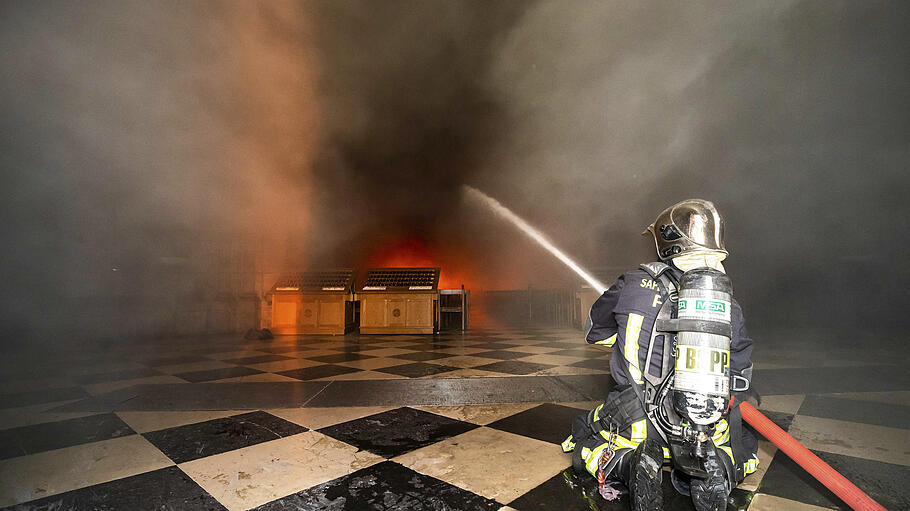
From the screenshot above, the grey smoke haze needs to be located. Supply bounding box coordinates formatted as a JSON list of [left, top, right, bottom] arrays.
[[312, 0, 910, 331], [1, 1, 319, 343], [1, 0, 908, 345], [475, 1, 910, 332]]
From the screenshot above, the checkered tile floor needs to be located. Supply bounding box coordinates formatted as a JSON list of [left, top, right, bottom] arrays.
[[0, 330, 609, 396], [1, 328, 908, 510]]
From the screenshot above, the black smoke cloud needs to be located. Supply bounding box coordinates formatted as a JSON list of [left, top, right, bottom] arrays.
[[303, 1, 529, 268]]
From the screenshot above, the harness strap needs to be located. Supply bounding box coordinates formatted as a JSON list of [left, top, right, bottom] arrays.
[[621, 263, 676, 443], [728, 402, 747, 483], [641, 265, 679, 385], [619, 356, 667, 444], [617, 264, 681, 445], [588, 386, 647, 435], [657, 318, 732, 338]]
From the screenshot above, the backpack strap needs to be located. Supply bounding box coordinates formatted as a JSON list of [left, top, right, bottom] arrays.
[[618, 263, 681, 444], [639, 262, 679, 385], [727, 401, 748, 483]]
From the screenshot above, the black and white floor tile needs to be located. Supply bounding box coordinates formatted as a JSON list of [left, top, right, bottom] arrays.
[[0, 328, 907, 510]]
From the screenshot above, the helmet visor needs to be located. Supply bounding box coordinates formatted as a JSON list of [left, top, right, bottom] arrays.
[[670, 201, 725, 252]]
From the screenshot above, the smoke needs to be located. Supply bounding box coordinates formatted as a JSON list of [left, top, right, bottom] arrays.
[[299, 0, 537, 290], [0, 1, 319, 344], [472, 1, 910, 332], [305, 0, 910, 333], [1, 0, 907, 344]]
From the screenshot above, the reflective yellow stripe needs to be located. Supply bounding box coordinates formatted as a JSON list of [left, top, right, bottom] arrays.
[[744, 455, 760, 475], [718, 445, 734, 464], [630, 419, 646, 443], [614, 436, 639, 450], [562, 436, 575, 452], [625, 313, 644, 383], [712, 419, 730, 446], [662, 447, 671, 459], [585, 443, 610, 476], [600, 430, 639, 450], [592, 404, 640, 449], [595, 334, 618, 346]]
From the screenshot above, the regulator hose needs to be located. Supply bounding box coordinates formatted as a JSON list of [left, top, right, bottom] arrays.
[[739, 401, 887, 511]]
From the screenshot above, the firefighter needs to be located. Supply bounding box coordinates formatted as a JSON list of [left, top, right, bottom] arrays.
[[562, 199, 759, 511]]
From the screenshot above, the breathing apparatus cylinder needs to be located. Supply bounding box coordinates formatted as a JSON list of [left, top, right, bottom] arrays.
[[671, 268, 733, 427]]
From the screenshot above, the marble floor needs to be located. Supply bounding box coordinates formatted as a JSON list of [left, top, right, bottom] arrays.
[[0, 328, 908, 510]]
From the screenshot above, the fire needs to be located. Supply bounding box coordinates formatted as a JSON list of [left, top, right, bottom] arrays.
[[363, 235, 467, 289], [364, 234, 561, 292], [363, 234, 550, 328]]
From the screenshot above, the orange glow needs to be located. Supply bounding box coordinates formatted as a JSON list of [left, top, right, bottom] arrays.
[[362, 233, 569, 293], [364, 236, 464, 289], [362, 235, 511, 328], [363, 234, 583, 328]]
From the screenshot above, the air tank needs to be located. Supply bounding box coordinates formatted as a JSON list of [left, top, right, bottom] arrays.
[[671, 268, 733, 426]]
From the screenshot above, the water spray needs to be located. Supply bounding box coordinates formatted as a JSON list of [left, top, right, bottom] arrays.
[[463, 185, 608, 294]]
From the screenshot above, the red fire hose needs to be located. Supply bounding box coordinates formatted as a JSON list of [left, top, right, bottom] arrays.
[[739, 401, 887, 511]]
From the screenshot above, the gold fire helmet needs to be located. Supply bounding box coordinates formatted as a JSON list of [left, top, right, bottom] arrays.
[[643, 199, 727, 261]]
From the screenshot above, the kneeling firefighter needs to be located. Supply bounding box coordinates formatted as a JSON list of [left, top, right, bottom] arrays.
[[562, 199, 760, 511]]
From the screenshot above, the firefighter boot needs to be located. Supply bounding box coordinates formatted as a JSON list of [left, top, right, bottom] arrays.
[[690, 446, 731, 511], [626, 437, 663, 511]]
